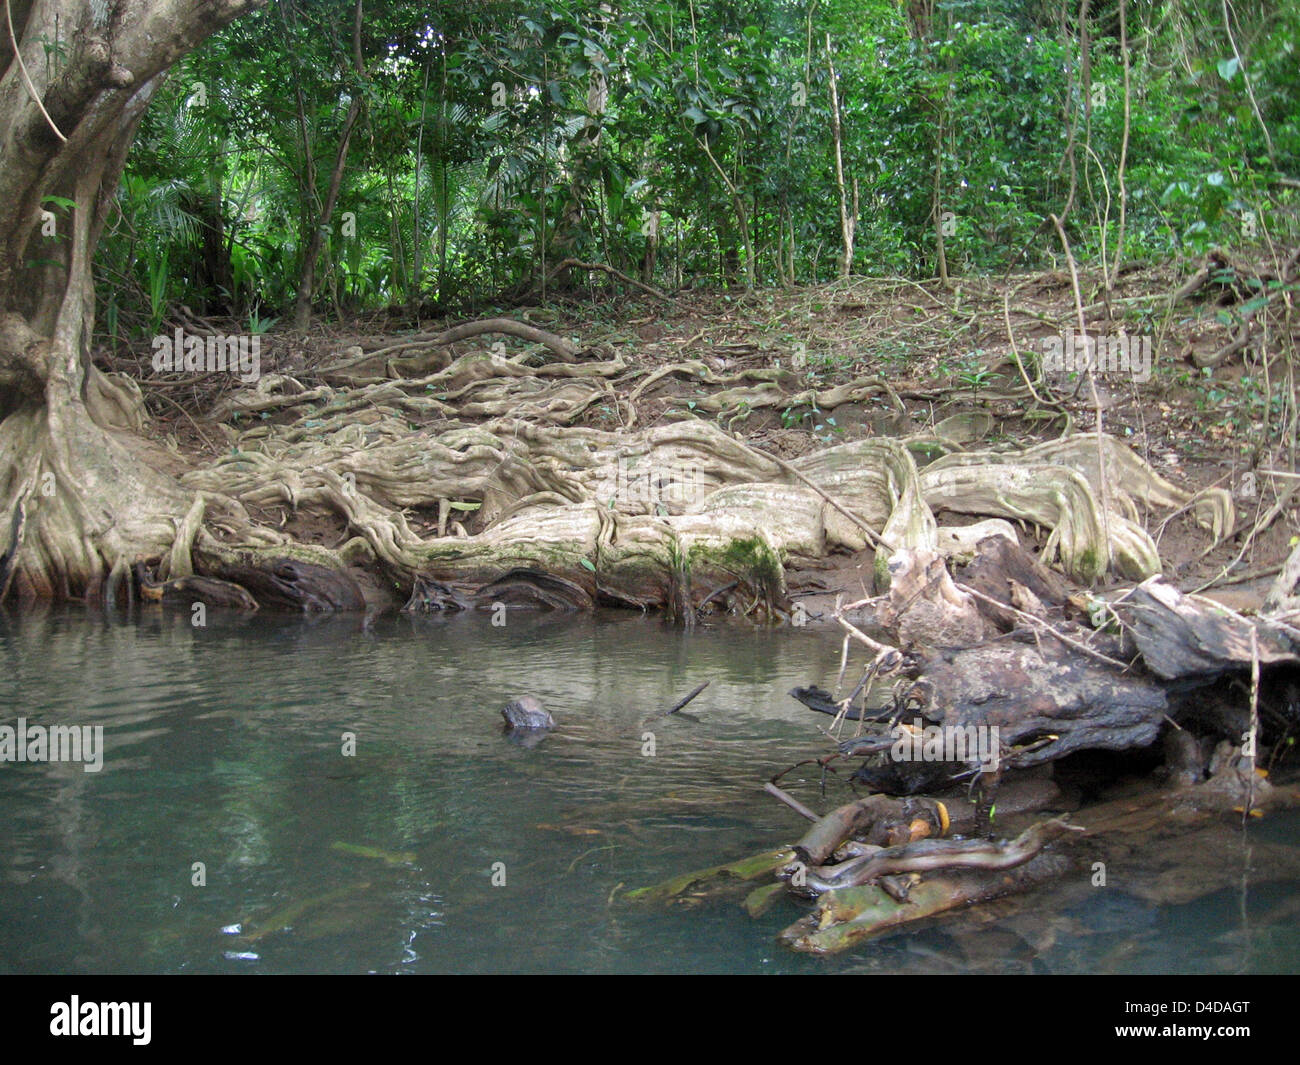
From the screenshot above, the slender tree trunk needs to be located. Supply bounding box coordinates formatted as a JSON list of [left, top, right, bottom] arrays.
[[826, 36, 855, 279], [932, 118, 949, 287], [410, 38, 430, 313], [291, 0, 367, 332]]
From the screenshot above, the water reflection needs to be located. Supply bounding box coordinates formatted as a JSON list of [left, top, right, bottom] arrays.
[[0, 605, 1297, 973]]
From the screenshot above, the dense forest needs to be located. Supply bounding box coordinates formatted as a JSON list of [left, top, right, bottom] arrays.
[[101, 0, 1298, 329], [0, 0, 1296, 606]]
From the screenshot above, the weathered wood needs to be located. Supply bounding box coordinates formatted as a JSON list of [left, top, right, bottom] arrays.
[[876, 547, 992, 647], [763, 781, 820, 822], [794, 794, 948, 867], [803, 817, 1081, 895], [795, 796, 895, 868], [788, 684, 884, 721], [958, 534, 1071, 630], [779, 851, 1073, 954], [906, 639, 1168, 765], [134, 562, 259, 611], [1116, 577, 1300, 680], [742, 881, 787, 918], [202, 556, 366, 612], [624, 847, 796, 904]]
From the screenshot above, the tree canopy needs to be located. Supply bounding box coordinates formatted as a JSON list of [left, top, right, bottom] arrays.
[[99, 0, 1300, 333]]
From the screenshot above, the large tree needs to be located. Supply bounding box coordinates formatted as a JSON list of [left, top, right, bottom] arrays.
[[0, 0, 263, 600]]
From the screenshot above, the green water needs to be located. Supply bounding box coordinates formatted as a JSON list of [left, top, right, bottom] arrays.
[[0, 606, 1297, 974]]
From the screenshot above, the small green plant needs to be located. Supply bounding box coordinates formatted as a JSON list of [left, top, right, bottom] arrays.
[[870, 341, 916, 367], [952, 351, 1001, 403], [246, 306, 278, 335], [812, 414, 843, 444], [956, 366, 1001, 402]]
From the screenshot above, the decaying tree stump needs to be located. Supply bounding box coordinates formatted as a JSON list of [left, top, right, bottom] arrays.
[[1114, 577, 1300, 680]]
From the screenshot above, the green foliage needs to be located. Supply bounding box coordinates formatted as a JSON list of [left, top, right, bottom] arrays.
[[93, 0, 1300, 328]]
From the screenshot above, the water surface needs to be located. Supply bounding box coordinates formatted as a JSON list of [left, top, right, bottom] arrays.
[[1, 606, 1296, 973]]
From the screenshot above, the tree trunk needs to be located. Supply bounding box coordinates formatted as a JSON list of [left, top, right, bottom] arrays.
[[290, 0, 367, 333], [0, 0, 264, 602]]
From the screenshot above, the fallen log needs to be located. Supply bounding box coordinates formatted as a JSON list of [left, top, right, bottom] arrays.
[[1114, 576, 1300, 680], [800, 816, 1083, 896], [793, 794, 950, 867], [623, 847, 796, 905], [779, 851, 1074, 955], [902, 639, 1168, 766]]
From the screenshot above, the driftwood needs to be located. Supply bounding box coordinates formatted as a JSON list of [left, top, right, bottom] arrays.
[[662, 681, 709, 717], [779, 851, 1073, 954], [793, 794, 949, 867], [900, 639, 1168, 766], [811, 540, 1300, 788], [789, 684, 879, 721], [622, 847, 796, 905], [798, 817, 1083, 896], [957, 534, 1071, 630], [1115, 576, 1300, 680], [762, 781, 819, 822]]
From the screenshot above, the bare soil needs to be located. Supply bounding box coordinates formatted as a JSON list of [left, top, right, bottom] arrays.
[[109, 263, 1299, 613]]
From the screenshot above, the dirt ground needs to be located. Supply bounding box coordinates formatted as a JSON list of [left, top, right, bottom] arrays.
[[112, 261, 1300, 615]]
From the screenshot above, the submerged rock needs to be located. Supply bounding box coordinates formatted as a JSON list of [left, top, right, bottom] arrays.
[[501, 695, 555, 731]]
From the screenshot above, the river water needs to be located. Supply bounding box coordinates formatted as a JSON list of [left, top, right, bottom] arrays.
[[1, 606, 1297, 974]]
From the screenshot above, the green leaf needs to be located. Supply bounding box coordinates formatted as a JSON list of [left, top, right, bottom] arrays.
[[1217, 57, 1240, 80], [580, 558, 596, 572]]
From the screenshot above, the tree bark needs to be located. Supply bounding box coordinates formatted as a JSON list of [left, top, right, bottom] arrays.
[[290, 0, 367, 332], [0, 0, 264, 601]]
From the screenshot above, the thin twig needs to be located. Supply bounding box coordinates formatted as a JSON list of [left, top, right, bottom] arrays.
[[6, 0, 66, 142], [956, 581, 1131, 670], [763, 781, 820, 823]]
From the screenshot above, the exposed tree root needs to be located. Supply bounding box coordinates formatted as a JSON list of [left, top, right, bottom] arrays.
[[4, 323, 1242, 614]]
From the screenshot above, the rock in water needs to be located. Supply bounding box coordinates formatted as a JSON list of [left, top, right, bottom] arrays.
[[501, 696, 555, 730]]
